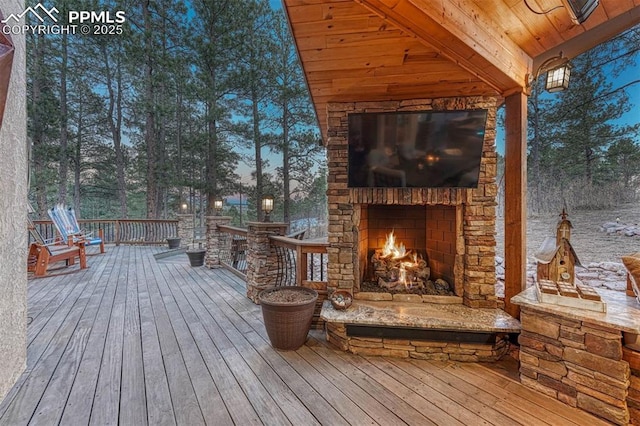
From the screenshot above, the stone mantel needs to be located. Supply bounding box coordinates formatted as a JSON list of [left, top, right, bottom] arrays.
[[513, 287, 640, 334]]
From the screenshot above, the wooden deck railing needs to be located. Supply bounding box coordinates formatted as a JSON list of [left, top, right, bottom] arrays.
[[216, 225, 248, 277], [269, 235, 329, 288], [32, 219, 179, 246], [270, 235, 329, 329]]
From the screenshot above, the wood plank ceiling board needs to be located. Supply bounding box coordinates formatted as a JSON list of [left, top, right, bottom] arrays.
[[283, 0, 502, 140], [358, 0, 533, 88], [283, 0, 640, 141]]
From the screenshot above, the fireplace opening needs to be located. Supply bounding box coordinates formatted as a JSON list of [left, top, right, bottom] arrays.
[[358, 204, 459, 297]]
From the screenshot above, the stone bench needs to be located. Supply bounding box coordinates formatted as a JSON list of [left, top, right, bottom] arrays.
[[320, 300, 521, 362]]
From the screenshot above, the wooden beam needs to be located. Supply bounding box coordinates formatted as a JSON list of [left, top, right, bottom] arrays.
[[504, 91, 527, 319], [357, 0, 533, 93], [533, 6, 640, 70]]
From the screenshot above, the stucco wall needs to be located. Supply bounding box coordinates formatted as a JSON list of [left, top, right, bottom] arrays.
[[0, 0, 27, 402]]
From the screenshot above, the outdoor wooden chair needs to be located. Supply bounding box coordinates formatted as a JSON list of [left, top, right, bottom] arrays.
[[27, 217, 87, 277], [48, 204, 105, 254]]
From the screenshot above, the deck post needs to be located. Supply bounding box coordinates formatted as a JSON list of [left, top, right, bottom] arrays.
[[504, 91, 528, 319], [177, 214, 195, 246], [245, 222, 287, 303], [205, 215, 232, 268]]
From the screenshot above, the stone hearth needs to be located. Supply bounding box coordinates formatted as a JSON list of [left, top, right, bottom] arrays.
[[321, 300, 520, 361]]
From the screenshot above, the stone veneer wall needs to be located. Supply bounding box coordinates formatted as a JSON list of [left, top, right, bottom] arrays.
[[326, 97, 499, 308], [0, 0, 27, 402], [625, 348, 640, 424], [628, 356, 640, 424], [205, 216, 232, 268], [326, 323, 509, 361], [519, 307, 631, 425], [177, 214, 195, 245], [245, 222, 287, 302]]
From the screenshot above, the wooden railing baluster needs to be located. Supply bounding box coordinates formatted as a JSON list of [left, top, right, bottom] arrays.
[[30, 219, 179, 246], [216, 225, 248, 277]]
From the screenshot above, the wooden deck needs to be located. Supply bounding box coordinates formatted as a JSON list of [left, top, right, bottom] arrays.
[[0, 246, 610, 425]]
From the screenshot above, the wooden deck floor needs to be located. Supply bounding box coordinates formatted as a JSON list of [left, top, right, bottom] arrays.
[[0, 245, 611, 425]]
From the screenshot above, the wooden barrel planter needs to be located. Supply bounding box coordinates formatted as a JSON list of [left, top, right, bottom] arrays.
[[166, 237, 181, 249], [186, 249, 206, 267], [259, 286, 318, 351]]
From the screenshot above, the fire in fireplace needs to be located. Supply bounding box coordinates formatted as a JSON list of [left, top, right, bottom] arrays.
[[365, 230, 453, 296]]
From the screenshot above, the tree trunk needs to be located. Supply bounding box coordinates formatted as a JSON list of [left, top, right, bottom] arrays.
[[205, 15, 218, 216], [115, 58, 127, 217], [58, 30, 68, 204], [282, 100, 290, 225], [73, 99, 82, 214], [529, 84, 542, 214], [143, 0, 158, 218], [177, 83, 183, 208], [206, 101, 218, 215], [101, 43, 128, 218], [585, 145, 594, 185], [252, 84, 263, 221], [32, 33, 47, 218]]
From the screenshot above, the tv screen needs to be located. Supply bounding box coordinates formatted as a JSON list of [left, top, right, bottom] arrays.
[[348, 110, 488, 188]]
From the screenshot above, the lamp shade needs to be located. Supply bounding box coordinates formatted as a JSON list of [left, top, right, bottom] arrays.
[[546, 63, 571, 93], [261, 195, 274, 213], [181, 203, 188, 211], [213, 198, 223, 212]]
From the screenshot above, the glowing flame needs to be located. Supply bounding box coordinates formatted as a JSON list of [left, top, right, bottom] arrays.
[[382, 231, 406, 259], [381, 231, 422, 288]]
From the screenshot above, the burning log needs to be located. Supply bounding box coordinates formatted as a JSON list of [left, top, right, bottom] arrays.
[[370, 230, 431, 291], [378, 276, 424, 291]]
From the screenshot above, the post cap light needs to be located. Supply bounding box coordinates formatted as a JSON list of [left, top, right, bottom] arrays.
[[181, 203, 188, 211], [213, 198, 224, 215], [261, 195, 274, 222]]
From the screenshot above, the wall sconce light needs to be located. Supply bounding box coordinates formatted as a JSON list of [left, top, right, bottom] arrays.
[[261, 195, 274, 222], [527, 52, 572, 94], [545, 62, 572, 92], [213, 198, 224, 215]]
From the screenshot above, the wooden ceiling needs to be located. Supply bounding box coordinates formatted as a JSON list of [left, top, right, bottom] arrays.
[[282, 0, 640, 140]]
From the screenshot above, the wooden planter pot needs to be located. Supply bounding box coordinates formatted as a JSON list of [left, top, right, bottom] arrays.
[[167, 237, 181, 249], [186, 249, 206, 267], [259, 286, 318, 351]]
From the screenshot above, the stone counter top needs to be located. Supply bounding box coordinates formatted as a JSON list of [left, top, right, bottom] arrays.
[[512, 287, 640, 333], [320, 300, 521, 333]]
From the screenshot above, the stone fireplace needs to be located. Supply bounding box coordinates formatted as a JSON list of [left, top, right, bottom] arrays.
[[326, 96, 499, 309]]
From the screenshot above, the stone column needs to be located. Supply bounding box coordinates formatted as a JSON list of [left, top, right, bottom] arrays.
[[205, 216, 232, 268], [177, 214, 195, 245], [245, 222, 288, 302]]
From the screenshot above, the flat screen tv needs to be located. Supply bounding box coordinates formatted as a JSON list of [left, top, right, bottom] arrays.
[[348, 109, 488, 188]]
